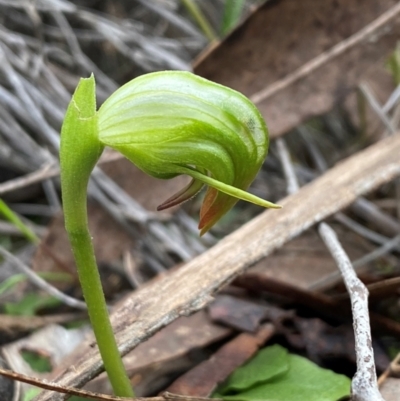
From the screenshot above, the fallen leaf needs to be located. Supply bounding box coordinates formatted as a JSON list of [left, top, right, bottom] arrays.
[[194, 0, 399, 138], [166, 324, 275, 397], [208, 295, 268, 332], [60, 310, 233, 396]]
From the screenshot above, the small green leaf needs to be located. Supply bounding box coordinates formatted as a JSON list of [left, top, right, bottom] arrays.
[[4, 293, 61, 316], [0, 199, 39, 243], [386, 43, 400, 85], [23, 388, 41, 401], [21, 349, 52, 373], [181, 0, 218, 42], [217, 345, 289, 394], [221, 0, 246, 36], [0, 274, 27, 296], [0, 272, 72, 297], [214, 346, 351, 401]]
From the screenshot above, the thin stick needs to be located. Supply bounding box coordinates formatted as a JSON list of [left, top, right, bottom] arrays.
[[359, 83, 396, 135], [275, 138, 299, 194], [353, 233, 400, 268], [0, 245, 87, 310], [250, 2, 400, 104], [309, 232, 400, 291], [334, 213, 400, 252], [0, 163, 58, 196], [319, 223, 385, 401], [0, 367, 220, 401], [377, 352, 400, 386], [276, 137, 386, 400]]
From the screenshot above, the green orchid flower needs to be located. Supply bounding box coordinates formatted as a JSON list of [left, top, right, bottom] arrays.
[[60, 71, 279, 397], [97, 71, 279, 234]]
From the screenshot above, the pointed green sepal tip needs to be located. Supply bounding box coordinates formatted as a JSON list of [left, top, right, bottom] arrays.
[[71, 74, 97, 119]]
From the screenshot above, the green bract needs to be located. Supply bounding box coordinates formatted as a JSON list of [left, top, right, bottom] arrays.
[[97, 71, 279, 234]]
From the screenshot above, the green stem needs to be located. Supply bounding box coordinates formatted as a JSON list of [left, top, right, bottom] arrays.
[[68, 228, 134, 397], [63, 185, 133, 396], [60, 76, 133, 397], [221, 0, 246, 36], [180, 0, 218, 42]]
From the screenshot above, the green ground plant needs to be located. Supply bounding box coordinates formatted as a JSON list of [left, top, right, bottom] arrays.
[[0, 199, 39, 244], [213, 345, 351, 401], [60, 71, 279, 396]]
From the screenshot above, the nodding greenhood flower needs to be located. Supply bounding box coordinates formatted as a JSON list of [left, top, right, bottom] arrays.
[[60, 71, 280, 397], [97, 71, 281, 233], [62, 71, 280, 236]]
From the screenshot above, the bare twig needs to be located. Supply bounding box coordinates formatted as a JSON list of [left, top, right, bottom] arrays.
[[0, 45, 60, 149], [123, 250, 142, 289], [359, 83, 396, 135], [0, 151, 125, 196], [378, 352, 400, 386], [137, 0, 203, 38], [350, 198, 400, 238], [352, 233, 400, 268], [0, 246, 87, 310], [383, 85, 400, 114], [0, 163, 58, 195], [319, 223, 385, 401], [334, 213, 400, 252], [275, 138, 299, 194], [42, 179, 61, 212], [309, 232, 400, 291], [0, 366, 219, 401]]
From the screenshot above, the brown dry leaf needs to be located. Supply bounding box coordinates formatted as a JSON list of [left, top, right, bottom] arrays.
[[208, 295, 268, 333], [32, 159, 189, 277], [194, 0, 399, 138], [55, 310, 232, 396], [165, 324, 275, 397], [233, 270, 400, 338], [293, 318, 389, 372]]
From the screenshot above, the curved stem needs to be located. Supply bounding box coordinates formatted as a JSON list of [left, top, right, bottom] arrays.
[[60, 76, 133, 397], [67, 227, 134, 397]]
